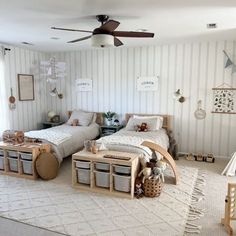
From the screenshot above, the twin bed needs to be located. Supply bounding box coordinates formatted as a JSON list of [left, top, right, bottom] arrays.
[[25, 110, 173, 172]]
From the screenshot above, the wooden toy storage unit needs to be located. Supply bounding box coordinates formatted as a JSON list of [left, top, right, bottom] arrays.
[[72, 150, 140, 199], [0, 142, 50, 180]]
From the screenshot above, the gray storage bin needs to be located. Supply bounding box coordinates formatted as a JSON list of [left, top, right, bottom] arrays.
[[7, 150, 18, 158], [19, 152, 32, 160], [114, 165, 131, 175], [0, 149, 4, 156], [0, 156, 4, 170], [75, 160, 90, 169], [94, 170, 110, 188], [8, 157, 18, 172], [113, 174, 131, 193], [76, 168, 90, 185], [21, 160, 33, 175], [95, 162, 110, 171]]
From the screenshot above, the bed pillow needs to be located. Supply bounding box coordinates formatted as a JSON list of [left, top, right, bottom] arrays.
[[125, 117, 159, 131], [67, 110, 94, 126], [133, 115, 163, 130]]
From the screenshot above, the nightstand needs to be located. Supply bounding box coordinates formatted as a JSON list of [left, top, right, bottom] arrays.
[[100, 125, 123, 137], [42, 121, 64, 129]]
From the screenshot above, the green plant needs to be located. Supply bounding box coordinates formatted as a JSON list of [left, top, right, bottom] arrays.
[[103, 111, 116, 120]]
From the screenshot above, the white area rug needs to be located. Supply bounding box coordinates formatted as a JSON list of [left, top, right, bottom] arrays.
[[0, 166, 204, 236]]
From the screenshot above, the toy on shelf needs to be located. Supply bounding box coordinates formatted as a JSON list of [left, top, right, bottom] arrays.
[[221, 183, 236, 236], [186, 153, 195, 161], [205, 154, 215, 163], [195, 154, 205, 162]]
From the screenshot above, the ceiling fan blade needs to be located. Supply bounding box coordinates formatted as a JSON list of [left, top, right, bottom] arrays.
[[51, 27, 92, 33], [100, 20, 120, 32], [113, 31, 154, 38], [67, 35, 92, 43], [114, 37, 123, 47]]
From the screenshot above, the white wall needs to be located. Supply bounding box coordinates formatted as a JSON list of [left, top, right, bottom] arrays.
[[4, 46, 48, 131], [48, 40, 236, 158]]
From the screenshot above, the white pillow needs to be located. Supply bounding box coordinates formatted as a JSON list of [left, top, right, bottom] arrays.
[[133, 115, 163, 130], [125, 117, 159, 131], [67, 110, 94, 126]]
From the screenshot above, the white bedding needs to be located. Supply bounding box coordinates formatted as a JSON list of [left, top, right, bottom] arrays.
[[97, 128, 169, 162], [25, 123, 100, 164]]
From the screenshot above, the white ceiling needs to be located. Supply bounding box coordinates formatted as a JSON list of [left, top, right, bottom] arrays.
[[1, 0, 236, 51]]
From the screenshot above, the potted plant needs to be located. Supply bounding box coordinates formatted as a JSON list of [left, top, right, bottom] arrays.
[[103, 111, 116, 126]]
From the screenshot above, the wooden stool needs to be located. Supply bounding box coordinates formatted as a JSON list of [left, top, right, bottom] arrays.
[[221, 183, 236, 236]]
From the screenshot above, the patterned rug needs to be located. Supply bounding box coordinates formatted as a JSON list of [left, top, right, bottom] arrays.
[[0, 166, 205, 236]]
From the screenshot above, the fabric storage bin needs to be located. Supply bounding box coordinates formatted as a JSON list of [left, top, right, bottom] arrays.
[[114, 165, 131, 175], [19, 152, 32, 160], [113, 174, 131, 193], [75, 160, 90, 169], [0, 156, 4, 170], [21, 160, 33, 175], [76, 168, 90, 185], [0, 149, 4, 156], [7, 150, 18, 158], [95, 162, 110, 171], [8, 157, 18, 172], [94, 170, 110, 188]]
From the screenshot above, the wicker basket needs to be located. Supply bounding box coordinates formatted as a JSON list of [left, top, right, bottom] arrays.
[[144, 178, 163, 197]]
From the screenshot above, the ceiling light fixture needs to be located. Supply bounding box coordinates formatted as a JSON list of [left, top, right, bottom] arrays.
[[206, 23, 217, 29], [50, 37, 60, 40], [91, 34, 114, 47], [21, 42, 34, 46]]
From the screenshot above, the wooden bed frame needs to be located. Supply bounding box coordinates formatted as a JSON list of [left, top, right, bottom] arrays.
[[125, 113, 178, 184]]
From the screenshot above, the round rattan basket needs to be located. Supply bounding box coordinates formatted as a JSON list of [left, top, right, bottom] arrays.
[[144, 178, 163, 197]]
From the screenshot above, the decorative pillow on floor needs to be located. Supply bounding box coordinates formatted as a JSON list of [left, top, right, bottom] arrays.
[[36, 152, 59, 180]]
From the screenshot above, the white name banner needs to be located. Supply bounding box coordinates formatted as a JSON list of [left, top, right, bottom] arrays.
[[76, 79, 93, 92], [137, 76, 159, 91]]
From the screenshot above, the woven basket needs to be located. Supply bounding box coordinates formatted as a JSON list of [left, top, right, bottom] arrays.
[[144, 178, 163, 198]]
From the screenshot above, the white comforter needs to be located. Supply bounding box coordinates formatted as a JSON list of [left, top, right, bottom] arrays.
[[25, 123, 100, 164], [97, 128, 169, 162]]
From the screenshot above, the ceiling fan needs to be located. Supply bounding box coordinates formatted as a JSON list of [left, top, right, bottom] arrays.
[[51, 14, 154, 47]]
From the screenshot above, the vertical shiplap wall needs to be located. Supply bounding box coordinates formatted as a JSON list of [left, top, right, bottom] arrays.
[[48, 41, 236, 157], [4, 46, 48, 131]]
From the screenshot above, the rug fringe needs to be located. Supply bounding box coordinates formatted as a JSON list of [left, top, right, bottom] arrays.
[[184, 171, 206, 235]]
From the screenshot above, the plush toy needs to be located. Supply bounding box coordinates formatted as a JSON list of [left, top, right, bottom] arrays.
[[138, 167, 152, 183], [152, 161, 167, 182], [137, 123, 148, 132], [71, 119, 79, 126], [134, 178, 144, 199]]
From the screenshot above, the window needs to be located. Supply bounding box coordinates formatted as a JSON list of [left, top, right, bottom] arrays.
[[0, 47, 9, 135]]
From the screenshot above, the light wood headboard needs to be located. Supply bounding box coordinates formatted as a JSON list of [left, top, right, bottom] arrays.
[[125, 113, 172, 132], [67, 111, 104, 126]]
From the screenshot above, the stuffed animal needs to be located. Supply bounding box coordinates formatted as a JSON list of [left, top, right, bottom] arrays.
[[134, 178, 144, 199], [138, 167, 152, 183], [137, 123, 148, 132], [152, 161, 167, 182], [71, 119, 79, 126]]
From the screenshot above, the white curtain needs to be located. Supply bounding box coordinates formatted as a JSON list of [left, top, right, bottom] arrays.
[[0, 47, 9, 135]]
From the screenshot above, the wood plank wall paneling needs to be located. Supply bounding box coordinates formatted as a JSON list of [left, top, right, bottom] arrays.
[[4, 46, 47, 131], [47, 41, 236, 158]]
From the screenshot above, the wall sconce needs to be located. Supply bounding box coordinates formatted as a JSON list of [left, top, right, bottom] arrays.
[[49, 87, 63, 99], [173, 89, 185, 103]]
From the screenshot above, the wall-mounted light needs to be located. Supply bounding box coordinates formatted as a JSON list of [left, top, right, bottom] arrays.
[[50, 87, 63, 99], [173, 89, 185, 103]]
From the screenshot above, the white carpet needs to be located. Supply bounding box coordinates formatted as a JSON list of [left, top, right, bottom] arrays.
[[0, 165, 204, 236]]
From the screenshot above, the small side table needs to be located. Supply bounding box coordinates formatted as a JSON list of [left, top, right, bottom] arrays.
[[100, 125, 123, 137], [42, 121, 64, 129]]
